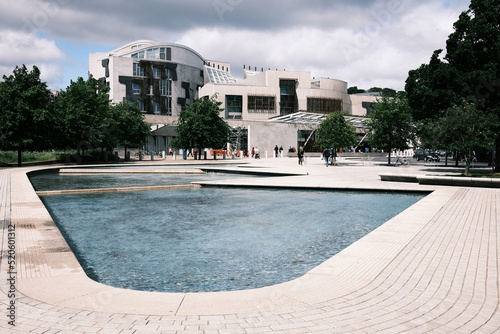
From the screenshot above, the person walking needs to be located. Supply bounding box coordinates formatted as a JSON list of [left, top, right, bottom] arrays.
[[274, 145, 279, 157], [297, 146, 304, 165], [322, 148, 330, 167]]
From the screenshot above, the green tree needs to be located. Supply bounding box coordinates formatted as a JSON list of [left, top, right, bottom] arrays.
[[171, 95, 232, 156], [366, 94, 416, 165], [406, 0, 500, 171], [53, 76, 112, 162], [0, 65, 51, 166], [109, 102, 150, 161], [347, 86, 366, 94], [316, 111, 357, 163], [429, 101, 499, 176]]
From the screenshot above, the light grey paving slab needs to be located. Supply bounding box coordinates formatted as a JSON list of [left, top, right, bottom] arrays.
[[1, 158, 499, 333]]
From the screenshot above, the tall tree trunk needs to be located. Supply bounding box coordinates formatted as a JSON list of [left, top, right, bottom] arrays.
[[387, 150, 391, 165], [495, 138, 500, 173], [17, 147, 22, 167]]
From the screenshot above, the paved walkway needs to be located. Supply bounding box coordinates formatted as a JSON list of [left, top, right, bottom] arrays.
[[1, 157, 499, 333]]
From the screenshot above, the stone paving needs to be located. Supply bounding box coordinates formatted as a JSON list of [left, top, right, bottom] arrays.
[[1, 156, 499, 333]]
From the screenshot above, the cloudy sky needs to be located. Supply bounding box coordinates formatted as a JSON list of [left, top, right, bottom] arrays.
[[0, 0, 471, 91]]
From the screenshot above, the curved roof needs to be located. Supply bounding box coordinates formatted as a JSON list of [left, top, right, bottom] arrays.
[[110, 40, 206, 62]]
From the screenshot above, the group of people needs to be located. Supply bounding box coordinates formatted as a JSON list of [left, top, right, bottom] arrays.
[[322, 148, 337, 167]]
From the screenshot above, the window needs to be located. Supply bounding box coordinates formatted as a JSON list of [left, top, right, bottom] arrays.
[[138, 100, 145, 112], [133, 63, 144, 76], [248, 95, 276, 113], [279, 79, 298, 115], [148, 85, 153, 95], [132, 83, 140, 95], [226, 95, 243, 119], [307, 97, 343, 114], [153, 66, 161, 78], [160, 79, 171, 96], [165, 98, 172, 116], [153, 100, 161, 114]]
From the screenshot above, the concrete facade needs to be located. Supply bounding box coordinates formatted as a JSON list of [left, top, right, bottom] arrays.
[[89, 41, 379, 155]]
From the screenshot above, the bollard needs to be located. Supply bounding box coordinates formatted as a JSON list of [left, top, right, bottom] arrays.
[[139, 152, 143, 161], [213, 152, 216, 160], [151, 152, 154, 161], [223, 151, 226, 159], [204, 151, 207, 160], [126, 151, 130, 161]]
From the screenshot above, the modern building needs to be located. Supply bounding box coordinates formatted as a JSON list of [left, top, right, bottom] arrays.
[[89, 40, 379, 155]]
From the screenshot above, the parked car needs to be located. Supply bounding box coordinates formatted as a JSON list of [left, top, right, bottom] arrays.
[[413, 149, 429, 161], [425, 152, 441, 162]]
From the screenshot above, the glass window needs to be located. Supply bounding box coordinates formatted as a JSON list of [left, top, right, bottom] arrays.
[[307, 97, 343, 114], [248, 95, 276, 113], [146, 48, 153, 59], [133, 63, 144, 76], [153, 100, 161, 114], [165, 98, 172, 116], [132, 83, 140, 94], [153, 66, 161, 78], [160, 79, 171, 96], [226, 95, 243, 119], [160, 47, 166, 60], [138, 100, 145, 112]]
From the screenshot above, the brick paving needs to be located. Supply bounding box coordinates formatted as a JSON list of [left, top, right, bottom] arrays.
[[1, 157, 499, 333]]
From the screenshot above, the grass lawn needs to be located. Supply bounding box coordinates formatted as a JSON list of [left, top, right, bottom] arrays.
[[0, 151, 66, 164]]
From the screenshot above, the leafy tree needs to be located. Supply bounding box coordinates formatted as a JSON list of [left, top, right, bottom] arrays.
[[406, 50, 468, 121], [429, 101, 499, 176], [109, 102, 150, 160], [316, 111, 357, 163], [347, 86, 366, 94], [171, 95, 232, 156], [366, 94, 416, 165], [0, 65, 51, 166], [53, 76, 112, 161], [406, 0, 500, 171]]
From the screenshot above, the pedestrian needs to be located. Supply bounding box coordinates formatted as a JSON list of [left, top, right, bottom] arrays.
[[279, 146, 283, 157], [298, 146, 304, 165], [322, 148, 330, 167], [274, 145, 279, 157], [254, 147, 260, 159], [251, 147, 255, 158]]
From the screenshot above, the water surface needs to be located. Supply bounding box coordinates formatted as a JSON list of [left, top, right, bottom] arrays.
[[40, 187, 424, 292]]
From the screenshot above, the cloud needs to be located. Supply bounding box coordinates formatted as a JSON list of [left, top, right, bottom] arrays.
[[0, 30, 65, 89], [0, 0, 471, 91]]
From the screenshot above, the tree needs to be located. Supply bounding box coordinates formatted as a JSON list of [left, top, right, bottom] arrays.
[[109, 102, 150, 160], [171, 95, 232, 156], [53, 76, 112, 161], [429, 101, 499, 176], [366, 94, 416, 165], [316, 111, 357, 164], [406, 0, 500, 171], [0, 65, 51, 166]]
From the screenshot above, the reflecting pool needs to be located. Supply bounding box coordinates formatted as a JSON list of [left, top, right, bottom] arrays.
[[29, 170, 257, 191], [39, 187, 425, 293]]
